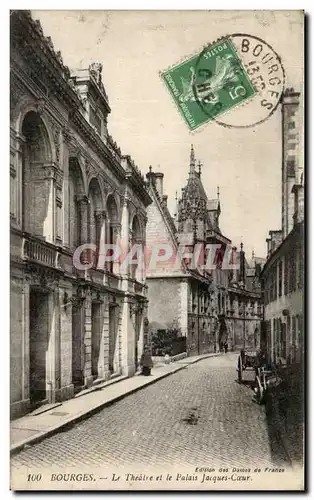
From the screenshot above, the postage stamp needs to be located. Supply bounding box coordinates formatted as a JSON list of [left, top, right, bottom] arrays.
[[161, 37, 256, 130], [161, 34, 285, 130]]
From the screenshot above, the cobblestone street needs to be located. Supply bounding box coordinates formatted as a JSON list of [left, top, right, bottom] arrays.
[[11, 353, 290, 470]]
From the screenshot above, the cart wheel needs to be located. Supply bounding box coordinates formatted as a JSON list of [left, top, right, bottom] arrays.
[[237, 355, 243, 383], [254, 373, 265, 405]]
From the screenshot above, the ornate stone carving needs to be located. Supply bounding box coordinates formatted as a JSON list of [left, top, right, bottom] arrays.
[[25, 264, 59, 289], [52, 128, 60, 165], [89, 62, 103, 85], [36, 98, 46, 115], [61, 125, 71, 144]]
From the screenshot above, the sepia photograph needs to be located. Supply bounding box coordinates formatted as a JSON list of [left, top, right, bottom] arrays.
[[9, 9, 304, 491]]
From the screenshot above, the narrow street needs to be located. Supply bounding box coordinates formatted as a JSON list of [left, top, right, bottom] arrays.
[[11, 353, 289, 470]]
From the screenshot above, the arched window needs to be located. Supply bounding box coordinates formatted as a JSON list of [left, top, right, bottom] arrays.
[[22, 111, 52, 237], [106, 195, 119, 273], [130, 215, 142, 280], [88, 178, 103, 266], [68, 158, 85, 250]]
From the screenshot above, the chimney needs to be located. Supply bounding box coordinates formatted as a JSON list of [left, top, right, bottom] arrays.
[[239, 242, 245, 286], [154, 172, 164, 197]]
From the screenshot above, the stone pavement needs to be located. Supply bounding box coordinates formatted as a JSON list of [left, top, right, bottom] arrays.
[[10, 352, 219, 454], [11, 353, 292, 470]]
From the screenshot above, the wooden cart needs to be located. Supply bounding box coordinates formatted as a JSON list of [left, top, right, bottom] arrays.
[[237, 350, 282, 404]]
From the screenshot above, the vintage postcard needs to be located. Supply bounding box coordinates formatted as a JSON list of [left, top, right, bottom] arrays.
[[10, 10, 304, 491]]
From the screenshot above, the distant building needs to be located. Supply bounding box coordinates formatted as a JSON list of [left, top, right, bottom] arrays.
[[260, 88, 304, 364], [145, 146, 263, 355], [10, 11, 152, 418]]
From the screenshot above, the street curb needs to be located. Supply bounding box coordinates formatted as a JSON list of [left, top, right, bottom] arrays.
[[10, 353, 221, 455]]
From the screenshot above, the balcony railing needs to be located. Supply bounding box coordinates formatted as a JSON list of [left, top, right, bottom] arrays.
[[23, 236, 58, 268]]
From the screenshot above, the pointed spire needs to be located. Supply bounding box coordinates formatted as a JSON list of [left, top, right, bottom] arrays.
[[252, 248, 255, 260], [217, 185, 220, 200], [240, 241, 243, 251], [189, 144, 196, 173], [198, 160, 202, 177]]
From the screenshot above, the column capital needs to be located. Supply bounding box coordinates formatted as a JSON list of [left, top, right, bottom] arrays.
[[76, 195, 89, 205], [95, 210, 106, 221]]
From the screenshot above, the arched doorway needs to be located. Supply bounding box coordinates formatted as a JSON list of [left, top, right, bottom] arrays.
[[22, 111, 52, 238], [88, 179, 104, 379], [218, 316, 228, 352], [88, 178, 103, 267], [69, 158, 86, 390], [130, 215, 142, 280], [68, 157, 85, 251], [106, 194, 119, 273]]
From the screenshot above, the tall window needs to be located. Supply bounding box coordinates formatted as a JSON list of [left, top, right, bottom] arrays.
[[89, 106, 102, 136], [278, 260, 283, 297]]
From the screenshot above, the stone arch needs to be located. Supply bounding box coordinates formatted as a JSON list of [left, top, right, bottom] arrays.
[[16, 101, 57, 163], [105, 194, 120, 273], [130, 214, 144, 280], [21, 110, 54, 238], [131, 214, 142, 241], [106, 193, 119, 224], [88, 177, 104, 248], [68, 157, 87, 249]]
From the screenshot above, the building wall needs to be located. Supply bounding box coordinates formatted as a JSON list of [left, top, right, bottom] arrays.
[[262, 224, 304, 363], [10, 11, 151, 419], [282, 90, 303, 239], [146, 278, 181, 330]]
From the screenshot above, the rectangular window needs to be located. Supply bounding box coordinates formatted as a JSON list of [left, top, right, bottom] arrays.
[[278, 260, 283, 297], [288, 121, 295, 129], [287, 159, 296, 176], [274, 264, 278, 299], [10, 174, 16, 219], [284, 256, 288, 296], [89, 106, 102, 135]]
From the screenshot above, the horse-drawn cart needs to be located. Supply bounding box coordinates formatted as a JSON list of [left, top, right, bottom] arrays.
[[237, 350, 279, 405]]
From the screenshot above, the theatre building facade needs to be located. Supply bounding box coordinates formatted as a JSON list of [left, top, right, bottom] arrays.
[[10, 11, 152, 418]]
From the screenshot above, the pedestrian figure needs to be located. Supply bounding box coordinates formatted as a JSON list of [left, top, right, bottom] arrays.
[[140, 345, 153, 376], [224, 342, 228, 354]]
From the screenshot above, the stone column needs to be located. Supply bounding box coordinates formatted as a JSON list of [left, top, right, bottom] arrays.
[[120, 198, 130, 281], [101, 295, 110, 380], [77, 196, 89, 264], [83, 288, 93, 387], [61, 132, 70, 247], [22, 281, 30, 403], [15, 133, 25, 229], [53, 287, 61, 398], [47, 289, 57, 403], [44, 164, 57, 244], [112, 223, 121, 275]]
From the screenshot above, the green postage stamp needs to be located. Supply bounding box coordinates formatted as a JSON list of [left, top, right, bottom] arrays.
[[161, 37, 256, 130]]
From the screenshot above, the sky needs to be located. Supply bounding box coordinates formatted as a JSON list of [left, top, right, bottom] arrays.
[[32, 10, 304, 258]]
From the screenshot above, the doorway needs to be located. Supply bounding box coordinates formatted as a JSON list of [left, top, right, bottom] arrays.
[[72, 302, 84, 390], [29, 289, 49, 404], [91, 302, 101, 379]]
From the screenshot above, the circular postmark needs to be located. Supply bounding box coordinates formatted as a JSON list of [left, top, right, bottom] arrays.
[[192, 33, 285, 129]]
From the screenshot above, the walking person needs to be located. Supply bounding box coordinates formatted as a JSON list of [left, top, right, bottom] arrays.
[[140, 345, 153, 376]]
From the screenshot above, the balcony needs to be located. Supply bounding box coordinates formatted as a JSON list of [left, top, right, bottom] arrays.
[[22, 235, 58, 268]]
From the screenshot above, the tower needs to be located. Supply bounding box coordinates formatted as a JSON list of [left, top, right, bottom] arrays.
[[177, 145, 207, 241]]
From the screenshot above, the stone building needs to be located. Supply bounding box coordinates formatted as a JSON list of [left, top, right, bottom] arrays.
[[145, 145, 263, 355], [260, 88, 304, 364], [10, 11, 152, 418]]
